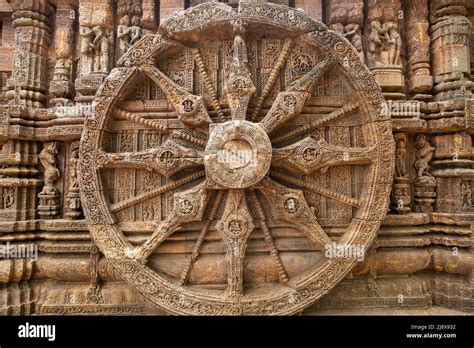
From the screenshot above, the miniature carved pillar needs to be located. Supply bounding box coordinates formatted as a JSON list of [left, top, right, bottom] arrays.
[[391, 133, 411, 213], [75, 0, 114, 104], [38, 142, 61, 219], [5, 0, 53, 108], [0, 126, 42, 222], [327, 0, 364, 62], [431, 132, 473, 213], [50, 1, 77, 106], [160, 0, 185, 22], [366, 0, 406, 99], [294, 0, 323, 21], [404, 0, 433, 100], [430, 0, 473, 101]]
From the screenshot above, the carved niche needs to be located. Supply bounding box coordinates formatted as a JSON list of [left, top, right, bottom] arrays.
[[79, 1, 394, 315]]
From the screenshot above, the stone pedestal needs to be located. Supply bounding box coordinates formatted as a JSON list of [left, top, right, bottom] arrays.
[[38, 187, 61, 219], [75, 73, 107, 104], [414, 177, 437, 213], [391, 177, 411, 214], [372, 67, 405, 99], [65, 190, 82, 219]]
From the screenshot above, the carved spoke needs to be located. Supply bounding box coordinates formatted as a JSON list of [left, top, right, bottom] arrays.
[[270, 171, 362, 208], [272, 136, 376, 175], [97, 137, 204, 177], [271, 103, 360, 144], [179, 190, 225, 286], [259, 54, 336, 134], [194, 48, 226, 122], [109, 170, 205, 213], [225, 22, 256, 121], [250, 38, 293, 121], [141, 65, 212, 130], [258, 179, 331, 249], [114, 108, 170, 134], [216, 190, 255, 301], [114, 108, 208, 147], [249, 190, 289, 284], [126, 182, 209, 263]]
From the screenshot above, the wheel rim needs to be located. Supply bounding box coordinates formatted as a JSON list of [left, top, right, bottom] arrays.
[[79, 1, 394, 315]]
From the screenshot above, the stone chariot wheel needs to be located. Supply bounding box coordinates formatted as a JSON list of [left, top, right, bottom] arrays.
[[79, 1, 394, 315]]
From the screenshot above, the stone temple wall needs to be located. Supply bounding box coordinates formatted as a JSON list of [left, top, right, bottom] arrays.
[[0, 0, 472, 315]]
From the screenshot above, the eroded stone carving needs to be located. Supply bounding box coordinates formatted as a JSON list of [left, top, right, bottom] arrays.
[[38, 142, 60, 219], [414, 134, 436, 213]]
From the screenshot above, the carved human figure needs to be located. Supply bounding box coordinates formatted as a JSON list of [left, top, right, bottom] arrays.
[[39, 142, 60, 194], [69, 148, 79, 191], [344, 23, 364, 62], [414, 134, 435, 180], [3, 187, 15, 209], [92, 26, 111, 73], [395, 138, 407, 177], [385, 22, 401, 66], [117, 15, 132, 57], [368, 20, 385, 67], [66, 146, 82, 218], [461, 182, 472, 208], [130, 15, 143, 46], [79, 26, 95, 74]]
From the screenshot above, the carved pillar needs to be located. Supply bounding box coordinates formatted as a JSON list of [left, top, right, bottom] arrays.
[[75, 0, 114, 105], [294, 1, 323, 21], [366, 0, 406, 99], [327, 0, 364, 62], [404, 0, 433, 100], [160, 0, 185, 22], [38, 142, 60, 219], [430, 0, 473, 101], [5, 0, 54, 108], [431, 132, 473, 213], [391, 133, 411, 214], [0, 122, 42, 222], [49, 0, 78, 106]]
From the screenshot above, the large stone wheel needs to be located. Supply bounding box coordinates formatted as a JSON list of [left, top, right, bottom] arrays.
[[79, 1, 394, 315]]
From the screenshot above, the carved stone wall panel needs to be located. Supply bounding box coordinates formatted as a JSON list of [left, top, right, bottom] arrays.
[[0, 0, 472, 316]]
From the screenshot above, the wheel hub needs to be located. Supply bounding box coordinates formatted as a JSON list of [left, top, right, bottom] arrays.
[[204, 120, 272, 189]]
